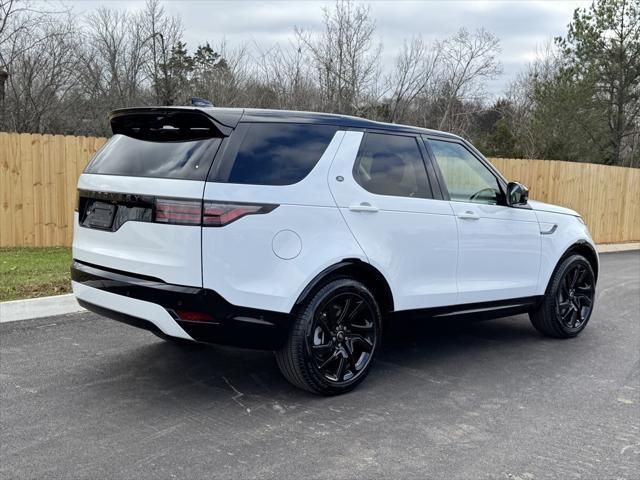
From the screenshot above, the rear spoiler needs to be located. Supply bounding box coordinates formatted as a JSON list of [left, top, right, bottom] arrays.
[[109, 107, 244, 140]]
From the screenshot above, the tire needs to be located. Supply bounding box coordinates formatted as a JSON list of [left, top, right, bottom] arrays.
[[276, 277, 382, 395], [529, 254, 596, 338]]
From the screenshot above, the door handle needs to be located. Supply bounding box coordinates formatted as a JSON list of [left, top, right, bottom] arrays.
[[349, 202, 379, 213], [457, 210, 479, 220]]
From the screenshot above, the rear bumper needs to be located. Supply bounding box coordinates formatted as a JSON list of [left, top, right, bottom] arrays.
[[71, 260, 293, 350]]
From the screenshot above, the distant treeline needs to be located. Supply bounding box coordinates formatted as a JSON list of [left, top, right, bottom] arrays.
[[0, 0, 638, 167]]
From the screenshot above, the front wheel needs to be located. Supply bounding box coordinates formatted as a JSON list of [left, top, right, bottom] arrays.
[[530, 254, 596, 338], [276, 278, 382, 395]]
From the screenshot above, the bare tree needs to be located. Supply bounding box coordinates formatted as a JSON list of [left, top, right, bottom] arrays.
[[141, 0, 183, 105], [385, 36, 439, 123], [0, 0, 24, 52], [208, 40, 251, 107], [296, 0, 381, 115], [0, 0, 73, 126], [81, 8, 148, 107], [503, 41, 563, 159], [0, 0, 63, 56], [254, 37, 319, 110], [2, 12, 79, 132], [436, 27, 501, 133]]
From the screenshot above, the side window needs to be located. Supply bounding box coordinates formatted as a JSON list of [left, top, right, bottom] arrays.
[[213, 123, 338, 186], [353, 133, 432, 199], [428, 139, 501, 205]]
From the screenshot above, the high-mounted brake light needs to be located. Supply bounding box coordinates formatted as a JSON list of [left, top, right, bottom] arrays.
[[202, 201, 278, 227]]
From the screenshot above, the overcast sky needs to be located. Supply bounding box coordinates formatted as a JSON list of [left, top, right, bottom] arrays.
[[65, 0, 591, 96]]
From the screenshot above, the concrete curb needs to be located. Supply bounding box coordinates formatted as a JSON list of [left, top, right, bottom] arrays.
[[0, 294, 84, 323], [0, 245, 637, 323], [596, 242, 640, 253]]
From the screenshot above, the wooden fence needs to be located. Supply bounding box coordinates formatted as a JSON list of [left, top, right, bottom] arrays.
[[1, 132, 639, 247]]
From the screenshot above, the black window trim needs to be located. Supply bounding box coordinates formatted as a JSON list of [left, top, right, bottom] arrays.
[[206, 124, 249, 183], [416, 136, 445, 200], [422, 135, 510, 207], [351, 128, 436, 201]]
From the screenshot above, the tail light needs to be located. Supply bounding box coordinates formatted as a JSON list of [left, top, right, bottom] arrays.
[[203, 201, 277, 227], [155, 198, 203, 225], [154, 198, 277, 226]]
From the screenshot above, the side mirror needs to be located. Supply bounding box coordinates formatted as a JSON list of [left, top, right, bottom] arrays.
[[507, 182, 529, 206]]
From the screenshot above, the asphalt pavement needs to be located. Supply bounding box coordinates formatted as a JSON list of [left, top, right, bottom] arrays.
[[1, 251, 639, 479]]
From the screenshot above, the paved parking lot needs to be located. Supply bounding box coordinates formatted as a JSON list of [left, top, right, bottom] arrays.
[[1, 251, 639, 479]]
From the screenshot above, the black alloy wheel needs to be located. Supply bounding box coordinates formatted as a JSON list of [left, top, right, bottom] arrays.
[[555, 262, 595, 331], [308, 291, 377, 383], [276, 278, 382, 395], [530, 254, 596, 338]]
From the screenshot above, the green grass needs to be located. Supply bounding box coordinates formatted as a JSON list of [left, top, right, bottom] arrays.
[[0, 247, 72, 302]]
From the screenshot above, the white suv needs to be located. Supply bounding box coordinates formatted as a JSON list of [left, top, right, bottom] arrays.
[[72, 107, 598, 395]]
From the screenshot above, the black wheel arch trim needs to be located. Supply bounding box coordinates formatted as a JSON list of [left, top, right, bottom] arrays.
[[292, 259, 394, 314], [559, 240, 599, 283]]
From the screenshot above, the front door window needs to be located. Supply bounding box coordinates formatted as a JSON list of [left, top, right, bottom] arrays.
[[428, 140, 501, 205]]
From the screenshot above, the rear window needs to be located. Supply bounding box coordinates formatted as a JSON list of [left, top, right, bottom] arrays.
[[85, 134, 222, 181], [211, 123, 339, 186]]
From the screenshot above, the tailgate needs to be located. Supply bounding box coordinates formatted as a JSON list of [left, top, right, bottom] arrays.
[[72, 108, 237, 287]]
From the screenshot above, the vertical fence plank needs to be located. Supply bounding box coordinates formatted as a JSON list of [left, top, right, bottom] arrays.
[[7, 133, 21, 246], [6, 133, 18, 246], [0, 133, 11, 246], [32, 134, 45, 246], [42, 135, 55, 247], [19, 134, 35, 246]]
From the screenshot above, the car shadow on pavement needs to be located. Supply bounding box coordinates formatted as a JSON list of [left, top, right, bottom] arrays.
[[381, 313, 539, 353], [81, 314, 542, 410]]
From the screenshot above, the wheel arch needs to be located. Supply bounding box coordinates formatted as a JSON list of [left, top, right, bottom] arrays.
[[559, 240, 599, 283], [292, 259, 394, 315]]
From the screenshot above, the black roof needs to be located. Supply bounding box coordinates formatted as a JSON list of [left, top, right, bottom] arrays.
[[110, 106, 460, 140], [237, 108, 459, 139]]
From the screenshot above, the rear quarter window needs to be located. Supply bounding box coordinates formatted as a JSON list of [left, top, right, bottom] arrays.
[[211, 123, 339, 186], [353, 132, 432, 199]]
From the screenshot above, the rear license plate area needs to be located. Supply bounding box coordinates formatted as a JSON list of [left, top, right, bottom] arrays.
[[82, 200, 116, 230]]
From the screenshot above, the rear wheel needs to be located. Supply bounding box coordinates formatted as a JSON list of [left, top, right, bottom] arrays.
[[276, 278, 382, 395], [530, 254, 595, 338]]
